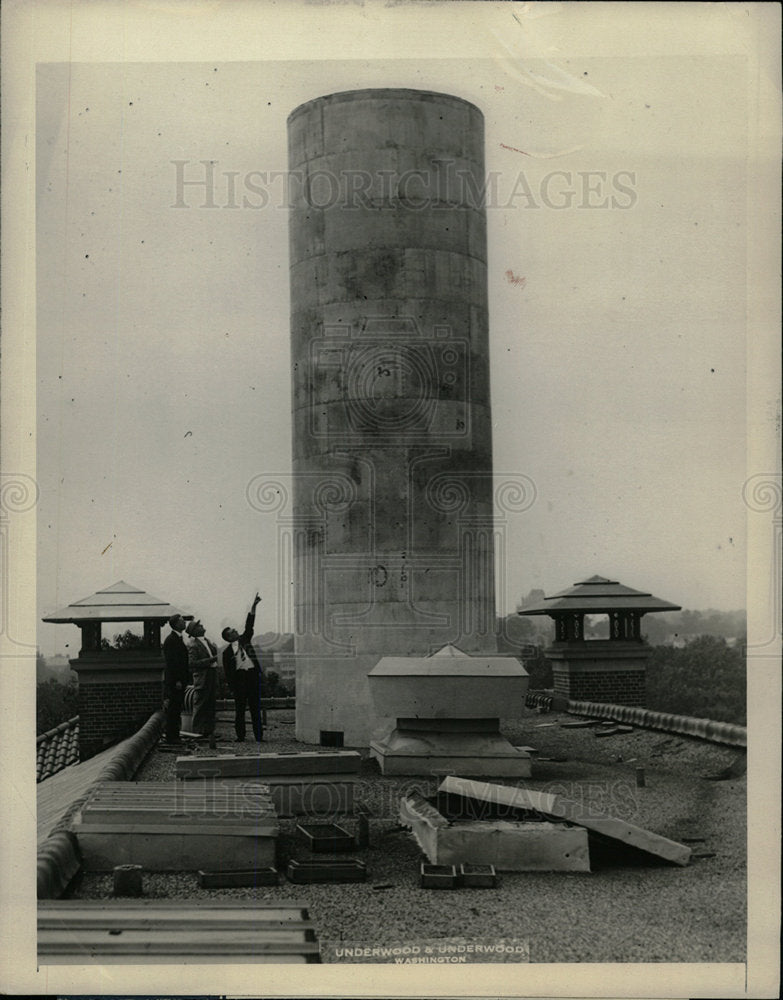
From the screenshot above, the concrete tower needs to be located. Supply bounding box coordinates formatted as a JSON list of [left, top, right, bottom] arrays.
[[288, 89, 496, 746]]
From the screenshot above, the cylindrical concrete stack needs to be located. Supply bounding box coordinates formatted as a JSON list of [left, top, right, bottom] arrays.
[[288, 89, 496, 745]]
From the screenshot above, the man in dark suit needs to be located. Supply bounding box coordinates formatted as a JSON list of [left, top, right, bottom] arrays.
[[222, 593, 262, 743], [162, 613, 189, 744]]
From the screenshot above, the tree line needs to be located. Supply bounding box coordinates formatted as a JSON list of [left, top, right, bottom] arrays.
[[645, 634, 746, 724]]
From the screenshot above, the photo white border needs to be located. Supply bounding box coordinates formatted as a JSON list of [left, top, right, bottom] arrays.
[[2, 2, 780, 997]]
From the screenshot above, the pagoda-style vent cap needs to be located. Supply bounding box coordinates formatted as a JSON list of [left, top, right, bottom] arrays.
[[42, 581, 192, 624], [517, 575, 681, 616]]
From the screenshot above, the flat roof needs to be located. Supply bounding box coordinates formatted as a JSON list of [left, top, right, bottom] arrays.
[[48, 705, 746, 966]]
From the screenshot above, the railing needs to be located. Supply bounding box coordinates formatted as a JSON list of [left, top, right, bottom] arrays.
[[36, 716, 80, 782]]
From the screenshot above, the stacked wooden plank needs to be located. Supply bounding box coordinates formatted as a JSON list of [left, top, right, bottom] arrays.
[[38, 900, 320, 963], [72, 781, 278, 871], [176, 751, 361, 816]]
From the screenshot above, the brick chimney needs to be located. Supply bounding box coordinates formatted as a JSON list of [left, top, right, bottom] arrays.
[[518, 575, 681, 707], [42, 581, 190, 759]]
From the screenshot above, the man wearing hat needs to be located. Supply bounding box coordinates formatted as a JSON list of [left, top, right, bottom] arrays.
[[162, 613, 189, 744], [222, 592, 263, 743], [186, 619, 219, 739]]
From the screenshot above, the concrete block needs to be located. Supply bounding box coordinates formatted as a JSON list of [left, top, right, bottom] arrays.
[[368, 653, 528, 719], [175, 751, 361, 779], [273, 777, 357, 817], [372, 746, 532, 778], [441, 820, 589, 871], [73, 780, 279, 872], [401, 793, 589, 871], [75, 823, 277, 872], [439, 776, 692, 866], [370, 727, 532, 778], [368, 673, 527, 720], [295, 655, 393, 746]]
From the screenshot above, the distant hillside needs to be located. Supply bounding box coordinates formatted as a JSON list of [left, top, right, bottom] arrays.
[[641, 609, 746, 645]]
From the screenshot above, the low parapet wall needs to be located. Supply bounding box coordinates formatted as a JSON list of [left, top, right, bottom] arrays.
[[525, 690, 746, 748], [37, 709, 165, 898], [37, 831, 82, 900]]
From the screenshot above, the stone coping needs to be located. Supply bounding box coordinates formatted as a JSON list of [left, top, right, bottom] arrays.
[[566, 699, 747, 747], [37, 709, 165, 898], [525, 690, 746, 748]]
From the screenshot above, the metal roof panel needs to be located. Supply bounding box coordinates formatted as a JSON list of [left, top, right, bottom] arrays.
[[518, 575, 681, 615]]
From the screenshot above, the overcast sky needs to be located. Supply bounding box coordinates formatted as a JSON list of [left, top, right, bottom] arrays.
[[35, 40, 752, 656]]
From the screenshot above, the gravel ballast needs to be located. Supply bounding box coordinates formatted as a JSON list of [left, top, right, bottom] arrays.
[[69, 709, 746, 964]]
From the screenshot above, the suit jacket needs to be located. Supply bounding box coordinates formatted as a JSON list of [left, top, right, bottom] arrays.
[[223, 611, 260, 692], [162, 630, 189, 691], [188, 636, 217, 687]]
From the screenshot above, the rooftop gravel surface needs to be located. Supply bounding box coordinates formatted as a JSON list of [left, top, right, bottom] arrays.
[[71, 709, 746, 964]]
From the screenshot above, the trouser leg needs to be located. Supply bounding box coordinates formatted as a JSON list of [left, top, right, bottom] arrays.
[[165, 687, 182, 740], [248, 674, 263, 742], [202, 668, 217, 734], [234, 677, 247, 740], [191, 670, 210, 734]]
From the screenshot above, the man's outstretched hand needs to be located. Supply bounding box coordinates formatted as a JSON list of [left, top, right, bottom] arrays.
[[252, 592, 261, 609]]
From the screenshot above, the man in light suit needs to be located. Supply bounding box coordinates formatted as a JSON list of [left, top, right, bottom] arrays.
[[186, 619, 219, 739], [222, 593, 263, 743]]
